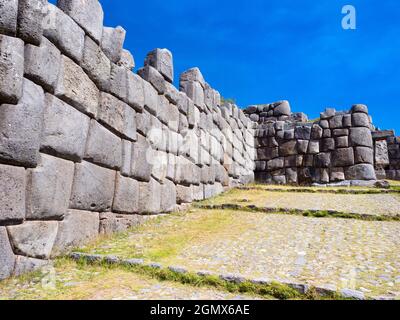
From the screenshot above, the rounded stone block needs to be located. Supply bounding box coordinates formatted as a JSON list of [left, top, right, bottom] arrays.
[[345, 164, 376, 181], [350, 127, 373, 147]]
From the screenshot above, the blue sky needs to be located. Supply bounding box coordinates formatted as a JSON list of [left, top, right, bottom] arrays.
[[52, 0, 400, 132]]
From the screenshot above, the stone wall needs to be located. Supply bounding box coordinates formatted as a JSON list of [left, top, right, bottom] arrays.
[[0, 0, 255, 279], [372, 130, 400, 180], [245, 102, 378, 185]]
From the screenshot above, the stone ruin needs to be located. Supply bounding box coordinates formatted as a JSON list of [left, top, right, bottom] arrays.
[[0, 0, 398, 279]]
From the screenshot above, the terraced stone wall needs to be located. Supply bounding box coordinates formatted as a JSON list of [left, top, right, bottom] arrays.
[[244, 102, 378, 185], [0, 0, 256, 279]]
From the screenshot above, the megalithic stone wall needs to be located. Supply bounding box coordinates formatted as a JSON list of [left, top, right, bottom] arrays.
[[372, 130, 400, 180], [0, 0, 256, 279], [244, 102, 378, 185]]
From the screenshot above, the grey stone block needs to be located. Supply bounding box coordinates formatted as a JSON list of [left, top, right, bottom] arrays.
[[138, 178, 161, 214], [0, 227, 15, 280], [7, 221, 58, 259], [350, 127, 373, 147], [0, 0, 18, 36], [322, 129, 331, 138], [157, 94, 169, 124], [165, 82, 179, 105], [58, 0, 104, 43], [343, 114, 352, 127], [297, 140, 309, 154], [332, 128, 349, 137], [332, 148, 355, 167], [0, 79, 45, 167], [127, 71, 145, 112], [352, 112, 370, 128], [375, 140, 389, 166], [70, 161, 116, 212], [52, 209, 99, 256], [121, 140, 132, 176], [136, 110, 151, 136], [98, 92, 136, 141], [180, 80, 204, 108], [167, 103, 180, 132], [176, 184, 193, 204], [151, 150, 168, 183], [109, 64, 128, 102], [99, 212, 148, 235], [81, 35, 111, 91], [145, 48, 174, 83], [0, 164, 25, 224], [113, 174, 139, 214], [329, 114, 343, 129], [345, 164, 376, 180], [26, 154, 74, 220], [142, 80, 158, 115], [295, 125, 311, 140], [280, 140, 297, 156], [320, 108, 336, 120], [321, 138, 335, 152], [117, 48, 135, 70], [314, 153, 331, 168], [24, 36, 61, 92], [330, 167, 345, 182], [131, 134, 152, 182], [138, 65, 166, 95], [42, 4, 85, 62], [351, 104, 368, 114], [17, 0, 47, 45], [267, 157, 284, 170], [41, 94, 90, 162], [161, 179, 177, 213], [101, 26, 125, 63], [336, 136, 349, 148], [354, 147, 374, 164], [55, 55, 99, 117], [13, 255, 51, 277], [180, 67, 205, 87], [0, 34, 24, 104], [85, 120, 122, 170]]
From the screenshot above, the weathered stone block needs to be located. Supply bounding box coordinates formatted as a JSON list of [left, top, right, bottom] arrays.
[[314, 153, 331, 168], [307, 140, 319, 155], [138, 178, 161, 214], [349, 127, 373, 147], [176, 184, 193, 204], [113, 174, 139, 214], [52, 210, 99, 256], [329, 114, 343, 129], [84, 120, 122, 170], [180, 80, 204, 108], [345, 164, 376, 180], [267, 157, 284, 170], [24, 36, 61, 92], [352, 112, 370, 128], [42, 4, 85, 62], [161, 179, 177, 213], [145, 48, 174, 83], [332, 128, 349, 137], [351, 104, 368, 114], [311, 124, 323, 139], [81, 35, 111, 91], [335, 136, 349, 148], [280, 140, 297, 156], [26, 154, 74, 220], [98, 92, 136, 141], [0, 227, 15, 280], [101, 26, 125, 63], [142, 80, 158, 115], [330, 167, 345, 182], [99, 212, 148, 235], [321, 138, 335, 152], [320, 108, 336, 120], [273, 101, 291, 116], [58, 0, 104, 43], [136, 110, 151, 136], [354, 147, 374, 164], [151, 150, 168, 183], [297, 140, 309, 154], [70, 161, 116, 212], [0, 164, 25, 224], [41, 94, 90, 162], [375, 140, 389, 166], [322, 129, 331, 138], [0, 0, 18, 36], [7, 221, 58, 259], [121, 140, 132, 176], [17, 0, 47, 45], [109, 64, 128, 101], [138, 65, 166, 94], [55, 55, 99, 117], [117, 48, 135, 70], [295, 125, 311, 140], [0, 79, 44, 167], [180, 67, 205, 87], [131, 134, 152, 182], [127, 71, 145, 112], [13, 255, 50, 277], [332, 148, 355, 167], [0, 34, 24, 104], [286, 168, 298, 184]]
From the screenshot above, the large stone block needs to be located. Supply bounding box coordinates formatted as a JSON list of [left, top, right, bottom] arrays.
[[295, 125, 311, 140], [375, 140, 389, 166], [99, 212, 148, 235], [7, 221, 58, 259], [332, 148, 354, 167], [17, 0, 47, 45], [52, 210, 99, 256], [118, 48, 135, 70], [70, 161, 116, 212], [161, 179, 177, 213], [0, 164, 25, 224], [24, 36, 61, 92], [138, 178, 161, 214], [180, 67, 205, 87], [13, 255, 50, 277], [279, 140, 297, 156], [81, 35, 111, 91], [26, 154, 74, 220], [267, 157, 284, 170], [131, 134, 152, 182], [0, 0, 18, 36], [151, 150, 168, 183], [41, 94, 90, 162], [329, 114, 343, 129], [126, 71, 145, 112], [136, 110, 151, 136], [0, 227, 15, 280], [138, 65, 166, 95], [85, 120, 122, 170], [180, 80, 204, 108], [121, 140, 132, 176], [55, 55, 99, 117], [176, 184, 193, 204], [113, 174, 139, 214], [349, 127, 373, 148], [109, 64, 128, 102], [101, 26, 125, 63], [0, 79, 44, 167], [330, 167, 345, 182], [42, 4, 85, 62], [273, 101, 291, 116], [354, 147, 374, 164], [58, 0, 104, 43], [0, 34, 24, 104], [98, 92, 136, 141], [145, 48, 174, 83], [142, 80, 158, 115], [314, 153, 331, 168], [345, 164, 376, 180], [352, 112, 370, 128]]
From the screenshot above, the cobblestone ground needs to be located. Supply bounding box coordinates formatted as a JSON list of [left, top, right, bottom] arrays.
[[0, 260, 261, 300], [202, 189, 400, 216], [80, 206, 400, 298]]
